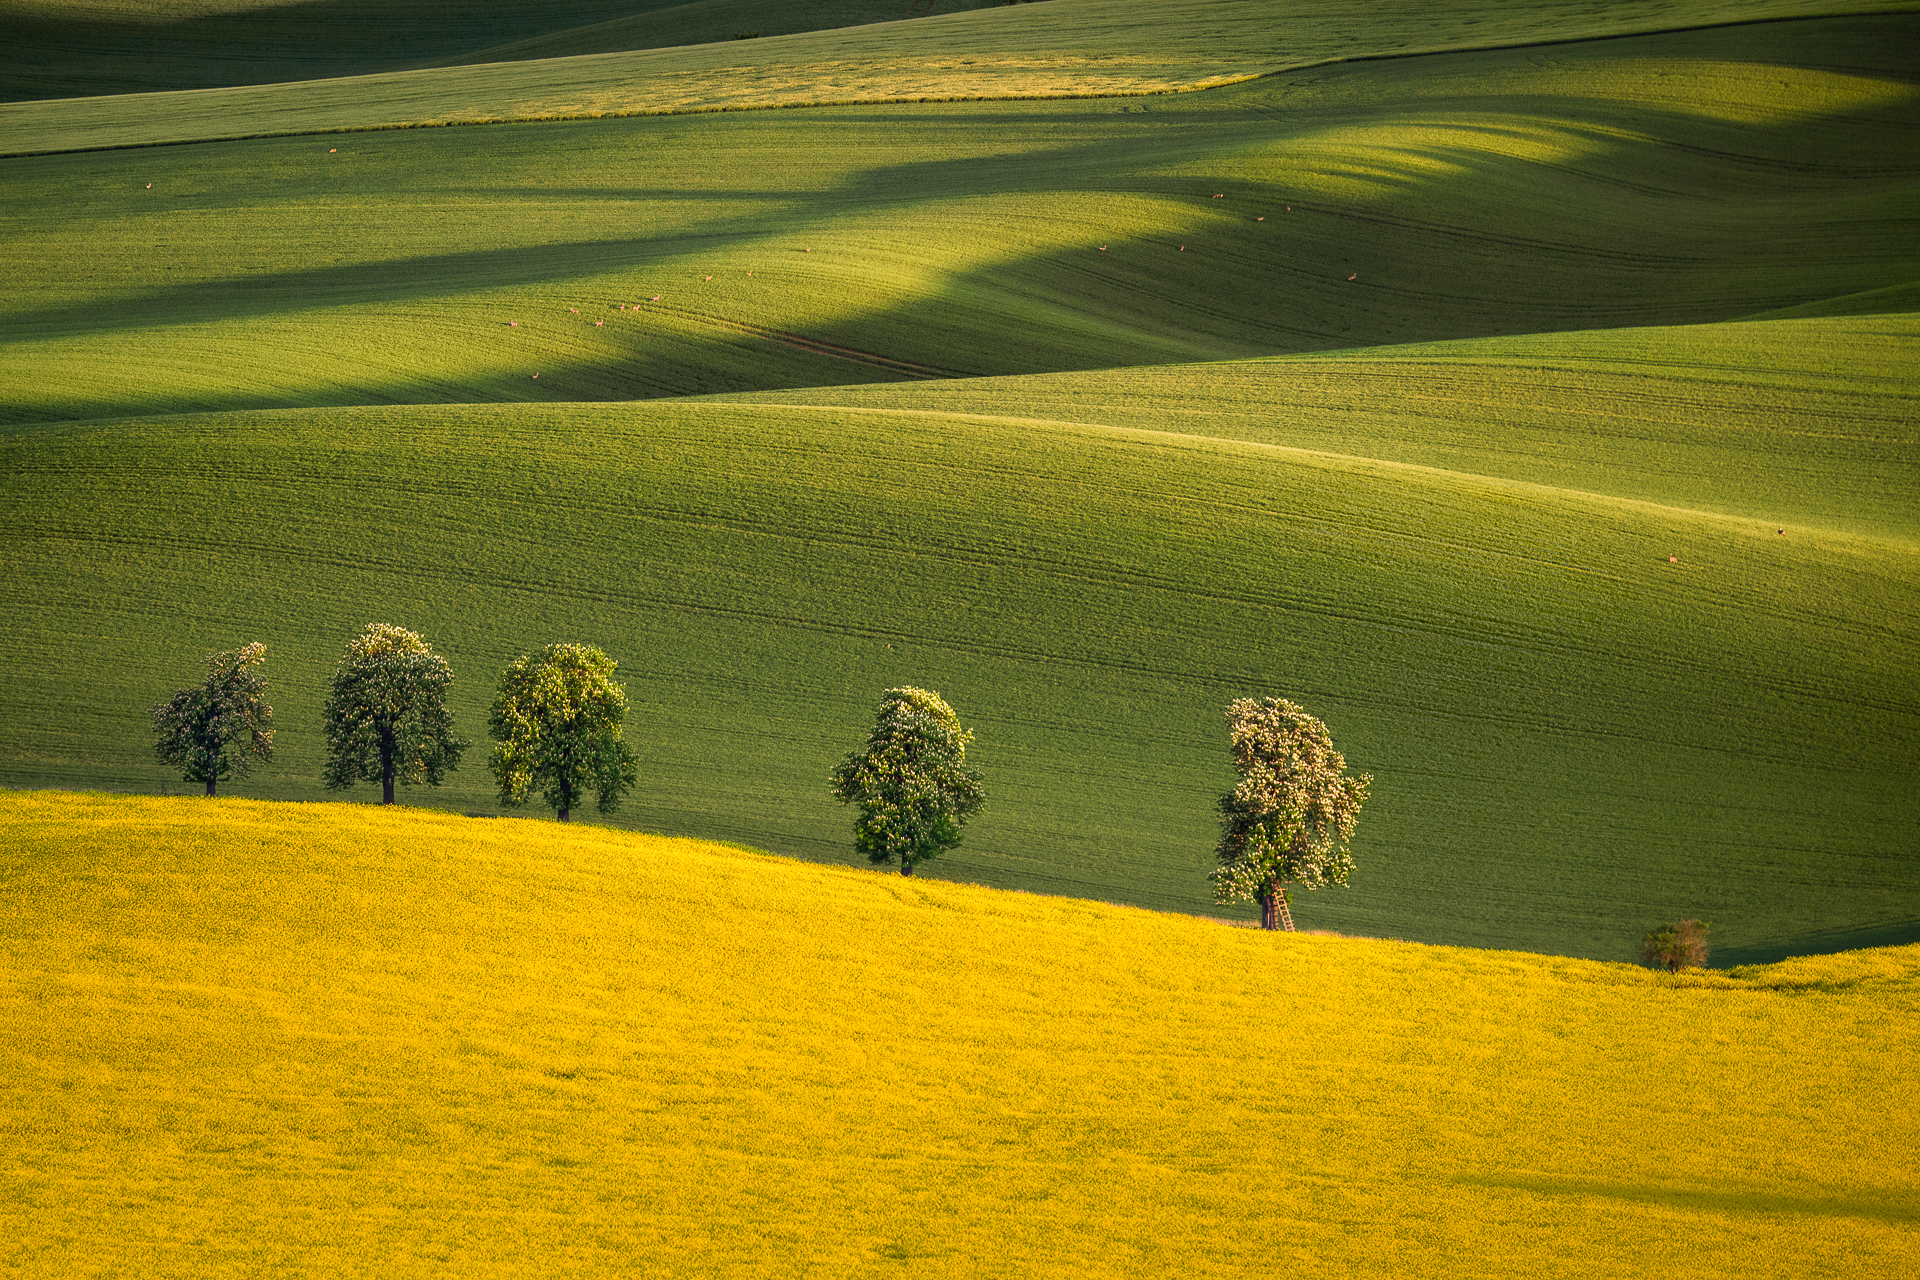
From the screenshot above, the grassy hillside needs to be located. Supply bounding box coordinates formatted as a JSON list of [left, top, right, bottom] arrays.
[[2, 0, 1907, 153], [443, 0, 1020, 71], [3, 793, 1915, 1277], [3, 389, 1914, 961], [727, 315, 1920, 542], [1, 12, 1914, 964], [0, 0, 1023, 103], [3, 17, 1916, 424]]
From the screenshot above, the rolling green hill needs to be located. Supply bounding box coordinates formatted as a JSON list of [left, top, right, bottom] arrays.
[[1, 6, 1915, 965], [0, 0, 653, 101], [3, 17, 1916, 424], [3, 0, 1908, 153], [5, 794, 1916, 1277], [4, 371, 1914, 959]]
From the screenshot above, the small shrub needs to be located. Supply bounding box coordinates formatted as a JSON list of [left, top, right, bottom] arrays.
[[1642, 919, 1710, 972]]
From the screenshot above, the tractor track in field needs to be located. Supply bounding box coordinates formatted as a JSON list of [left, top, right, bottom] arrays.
[[655, 305, 959, 380]]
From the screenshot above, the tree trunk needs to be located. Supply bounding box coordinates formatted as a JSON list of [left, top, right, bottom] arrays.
[[379, 731, 396, 805], [557, 808, 570, 823], [205, 778, 216, 797], [900, 858, 913, 876], [1260, 889, 1278, 931]]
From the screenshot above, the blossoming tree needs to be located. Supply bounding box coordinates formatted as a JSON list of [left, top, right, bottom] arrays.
[[322, 623, 467, 804], [1211, 696, 1371, 930]]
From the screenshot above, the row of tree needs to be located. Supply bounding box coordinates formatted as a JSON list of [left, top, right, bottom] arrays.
[[155, 632, 1373, 931], [826, 688, 1370, 933], [152, 625, 637, 821]]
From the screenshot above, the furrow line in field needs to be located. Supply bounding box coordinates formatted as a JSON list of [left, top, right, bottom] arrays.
[[647, 305, 962, 379]]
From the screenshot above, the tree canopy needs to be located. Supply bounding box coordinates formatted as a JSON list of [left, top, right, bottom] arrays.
[[151, 642, 275, 796], [488, 643, 639, 822], [321, 623, 466, 804], [830, 686, 985, 876], [1211, 696, 1371, 930]]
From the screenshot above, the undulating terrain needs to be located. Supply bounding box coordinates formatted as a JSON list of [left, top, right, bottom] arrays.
[[3, 0, 1914, 958], [3, 2, 1917, 1274]]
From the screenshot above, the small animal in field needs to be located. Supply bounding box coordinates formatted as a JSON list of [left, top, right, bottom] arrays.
[[1099, 245, 1107, 251], [1257, 217, 1265, 221], [569, 308, 579, 313], [1669, 554, 1677, 563], [594, 320, 604, 326], [329, 149, 336, 153], [145, 183, 152, 189], [532, 373, 539, 379], [705, 275, 712, 281], [652, 295, 661, 301], [1778, 528, 1786, 535], [509, 321, 519, 327], [1348, 273, 1357, 281]]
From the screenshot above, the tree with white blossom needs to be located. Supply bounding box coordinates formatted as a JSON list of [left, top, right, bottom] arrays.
[[1211, 697, 1370, 931]]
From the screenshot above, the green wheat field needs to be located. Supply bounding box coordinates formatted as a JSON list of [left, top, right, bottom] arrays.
[[1, 0, 1916, 1273]]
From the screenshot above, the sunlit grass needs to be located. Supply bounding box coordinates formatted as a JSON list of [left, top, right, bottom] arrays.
[[728, 314, 1920, 542], [3, 792, 1915, 1277], [3, 17, 1915, 425], [0, 12, 1914, 962], [2, 0, 1903, 153]]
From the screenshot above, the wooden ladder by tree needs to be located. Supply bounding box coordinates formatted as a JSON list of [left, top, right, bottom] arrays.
[[1275, 890, 1295, 932]]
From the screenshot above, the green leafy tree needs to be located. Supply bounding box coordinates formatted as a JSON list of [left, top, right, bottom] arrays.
[[322, 623, 467, 805], [830, 686, 985, 876], [1211, 697, 1371, 931], [488, 643, 639, 822], [151, 642, 274, 796], [1642, 919, 1710, 972]]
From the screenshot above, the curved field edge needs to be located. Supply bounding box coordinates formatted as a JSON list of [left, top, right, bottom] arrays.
[[2, 399, 1914, 962], [0, 1, 1014, 103], [2, 0, 1909, 155], [2, 792, 1916, 1278], [715, 314, 1920, 543]]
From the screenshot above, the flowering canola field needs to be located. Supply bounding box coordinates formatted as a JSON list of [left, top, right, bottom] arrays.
[[3, 792, 1915, 1277]]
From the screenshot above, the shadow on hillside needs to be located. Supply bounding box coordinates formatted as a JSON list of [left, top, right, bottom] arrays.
[[0, 0, 671, 102], [5, 16, 1916, 421], [1714, 918, 1920, 967], [1460, 1175, 1920, 1225]]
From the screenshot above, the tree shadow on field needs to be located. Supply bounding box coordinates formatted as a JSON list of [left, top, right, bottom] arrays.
[[1459, 1175, 1920, 1226]]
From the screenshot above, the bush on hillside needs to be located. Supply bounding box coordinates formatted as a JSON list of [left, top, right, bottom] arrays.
[[1642, 919, 1710, 972]]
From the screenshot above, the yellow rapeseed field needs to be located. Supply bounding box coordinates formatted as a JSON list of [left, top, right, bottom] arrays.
[[3, 791, 1915, 1276]]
